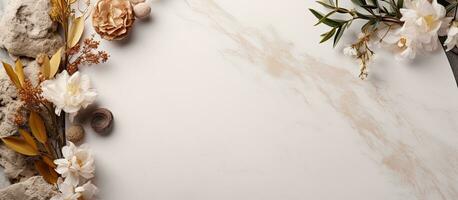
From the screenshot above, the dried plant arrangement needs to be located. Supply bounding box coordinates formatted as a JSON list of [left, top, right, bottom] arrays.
[[310, 0, 458, 79], [0, 0, 151, 197], [0, 0, 150, 199]]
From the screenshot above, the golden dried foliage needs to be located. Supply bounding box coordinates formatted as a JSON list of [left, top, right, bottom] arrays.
[[34, 160, 59, 184], [13, 111, 27, 126], [67, 36, 109, 74], [350, 32, 374, 80], [19, 129, 39, 151], [1, 137, 39, 156], [2, 62, 22, 89], [49, 47, 63, 78], [50, 0, 71, 29], [14, 60, 25, 86], [29, 112, 48, 144], [42, 155, 57, 168], [68, 16, 85, 48], [18, 80, 46, 112]]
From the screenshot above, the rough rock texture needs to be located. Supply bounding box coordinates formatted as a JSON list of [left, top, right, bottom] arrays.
[[0, 68, 20, 138], [0, 0, 63, 58], [0, 61, 41, 138], [0, 144, 36, 183], [24, 61, 42, 87], [0, 176, 57, 200]]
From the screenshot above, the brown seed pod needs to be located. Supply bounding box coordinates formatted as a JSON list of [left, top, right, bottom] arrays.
[[66, 125, 85, 143], [91, 108, 114, 134]]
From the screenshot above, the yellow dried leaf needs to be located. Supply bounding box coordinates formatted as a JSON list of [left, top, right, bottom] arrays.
[[68, 16, 85, 48], [1, 137, 39, 156], [15, 60, 25, 87], [18, 129, 38, 151], [49, 47, 63, 78], [68, 0, 78, 4], [42, 155, 57, 168], [29, 112, 48, 143], [41, 55, 51, 79], [34, 160, 58, 184], [2, 62, 21, 89]]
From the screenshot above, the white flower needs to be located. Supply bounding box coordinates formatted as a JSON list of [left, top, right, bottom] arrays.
[[343, 46, 357, 57], [401, 0, 449, 34], [51, 179, 98, 200], [41, 71, 97, 116], [75, 181, 98, 199], [380, 0, 451, 59], [394, 0, 451, 56], [54, 142, 95, 186], [383, 26, 420, 60], [445, 22, 458, 51]]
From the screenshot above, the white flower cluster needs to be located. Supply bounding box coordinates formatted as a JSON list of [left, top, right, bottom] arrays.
[[343, 0, 458, 60], [393, 0, 452, 59], [51, 142, 98, 200]]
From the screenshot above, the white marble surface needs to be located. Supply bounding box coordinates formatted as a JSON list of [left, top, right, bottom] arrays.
[[77, 0, 458, 200]]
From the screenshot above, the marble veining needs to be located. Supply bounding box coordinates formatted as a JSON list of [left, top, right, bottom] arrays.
[[185, 0, 458, 199]]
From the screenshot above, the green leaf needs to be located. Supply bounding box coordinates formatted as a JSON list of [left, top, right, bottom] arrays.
[[446, 2, 458, 13], [309, 9, 346, 27], [368, 0, 379, 8], [361, 19, 378, 32], [355, 11, 373, 20], [361, 4, 378, 9], [397, 0, 404, 9], [320, 28, 337, 43], [333, 24, 347, 47], [316, 1, 335, 9], [351, 0, 366, 6], [315, 10, 338, 26]]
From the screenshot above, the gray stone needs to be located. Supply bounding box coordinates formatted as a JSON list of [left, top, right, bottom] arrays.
[[0, 67, 19, 138], [0, 0, 63, 58], [0, 176, 57, 200], [0, 144, 36, 183]]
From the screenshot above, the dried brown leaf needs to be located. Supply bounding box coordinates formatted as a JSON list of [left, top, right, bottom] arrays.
[[1, 137, 39, 156], [50, 47, 63, 78], [34, 160, 58, 184], [2, 62, 21, 89], [68, 16, 85, 48], [42, 155, 57, 168], [41, 56, 51, 79], [29, 112, 48, 143], [15, 60, 25, 87], [18, 129, 38, 151]]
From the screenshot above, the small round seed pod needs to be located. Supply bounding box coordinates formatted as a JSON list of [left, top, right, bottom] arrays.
[[133, 3, 151, 19], [66, 125, 85, 143], [36, 53, 47, 65], [91, 108, 114, 135]]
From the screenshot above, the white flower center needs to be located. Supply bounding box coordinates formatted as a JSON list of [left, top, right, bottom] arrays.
[[67, 83, 80, 95], [398, 37, 408, 48], [423, 15, 435, 30]]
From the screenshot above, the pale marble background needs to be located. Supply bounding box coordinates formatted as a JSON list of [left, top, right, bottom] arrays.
[[4, 0, 458, 199]]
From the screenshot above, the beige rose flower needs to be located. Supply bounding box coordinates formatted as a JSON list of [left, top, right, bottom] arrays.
[[92, 0, 135, 41]]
